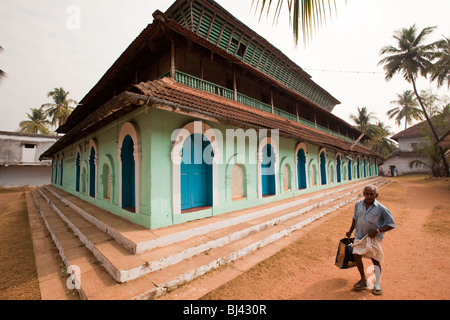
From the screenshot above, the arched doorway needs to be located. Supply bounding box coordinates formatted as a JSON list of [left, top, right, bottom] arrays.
[[336, 154, 341, 183], [357, 157, 361, 179], [363, 158, 367, 177], [75, 152, 81, 192], [348, 159, 352, 181], [320, 150, 327, 185], [89, 146, 96, 197], [181, 133, 213, 211], [261, 143, 276, 196], [297, 148, 307, 189], [60, 157, 64, 186], [121, 135, 135, 212]]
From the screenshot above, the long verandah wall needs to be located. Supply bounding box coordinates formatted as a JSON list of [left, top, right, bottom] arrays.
[[50, 107, 378, 230]]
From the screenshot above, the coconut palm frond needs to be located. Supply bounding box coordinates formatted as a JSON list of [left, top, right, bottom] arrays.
[[252, 0, 338, 45]]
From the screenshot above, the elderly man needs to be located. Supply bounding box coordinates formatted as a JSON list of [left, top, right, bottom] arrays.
[[346, 185, 396, 295]]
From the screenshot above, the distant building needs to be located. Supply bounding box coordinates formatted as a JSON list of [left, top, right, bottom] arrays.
[[0, 131, 59, 187], [379, 117, 448, 176]]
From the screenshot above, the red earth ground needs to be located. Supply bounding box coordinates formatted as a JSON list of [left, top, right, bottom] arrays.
[[194, 175, 450, 300]]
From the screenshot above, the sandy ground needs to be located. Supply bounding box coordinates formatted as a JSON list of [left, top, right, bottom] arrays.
[[201, 175, 450, 300]]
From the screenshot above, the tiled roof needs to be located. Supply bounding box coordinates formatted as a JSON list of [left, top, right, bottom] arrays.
[[41, 77, 380, 159], [390, 121, 432, 141], [391, 115, 450, 141], [132, 77, 379, 157]]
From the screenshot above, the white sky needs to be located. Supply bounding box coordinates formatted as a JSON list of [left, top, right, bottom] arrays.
[[0, 0, 449, 136]]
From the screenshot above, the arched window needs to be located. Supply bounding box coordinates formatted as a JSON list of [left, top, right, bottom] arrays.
[[82, 166, 87, 195], [329, 163, 334, 183], [363, 158, 367, 177], [102, 164, 111, 202], [311, 164, 317, 186], [282, 164, 291, 191], [231, 164, 245, 201]]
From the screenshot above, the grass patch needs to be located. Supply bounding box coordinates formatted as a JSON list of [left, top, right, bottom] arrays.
[[424, 205, 450, 238], [0, 192, 41, 300]]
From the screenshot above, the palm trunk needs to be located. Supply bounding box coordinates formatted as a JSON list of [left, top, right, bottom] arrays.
[[411, 76, 450, 177]]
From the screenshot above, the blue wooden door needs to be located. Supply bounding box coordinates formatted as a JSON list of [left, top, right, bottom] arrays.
[[320, 151, 327, 185], [348, 160, 352, 180], [336, 155, 341, 183], [121, 135, 135, 210], [357, 158, 360, 179], [261, 144, 275, 196], [297, 148, 307, 189], [89, 147, 96, 197], [75, 153, 80, 192], [181, 134, 212, 210]]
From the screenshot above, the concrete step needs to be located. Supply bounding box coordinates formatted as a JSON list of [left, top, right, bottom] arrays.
[[30, 177, 389, 299], [44, 176, 385, 255]]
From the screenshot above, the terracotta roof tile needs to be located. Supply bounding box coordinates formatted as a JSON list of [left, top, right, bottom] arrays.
[[133, 78, 380, 158]]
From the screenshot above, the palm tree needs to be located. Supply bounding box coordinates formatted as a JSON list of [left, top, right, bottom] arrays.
[[0, 45, 6, 83], [386, 90, 423, 130], [431, 35, 450, 88], [366, 121, 397, 159], [420, 89, 442, 117], [42, 87, 77, 128], [349, 106, 377, 134], [19, 107, 51, 135], [378, 24, 450, 177], [252, 0, 337, 44]]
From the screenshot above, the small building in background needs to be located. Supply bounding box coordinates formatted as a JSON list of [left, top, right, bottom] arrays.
[[0, 131, 59, 187], [379, 121, 434, 176]]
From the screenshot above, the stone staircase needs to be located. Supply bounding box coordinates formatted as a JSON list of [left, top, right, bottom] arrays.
[[28, 177, 389, 300]]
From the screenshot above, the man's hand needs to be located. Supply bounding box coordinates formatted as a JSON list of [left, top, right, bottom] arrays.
[[345, 231, 352, 238], [368, 229, 379, 238]]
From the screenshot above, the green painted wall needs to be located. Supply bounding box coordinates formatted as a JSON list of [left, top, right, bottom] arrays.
[[51, 106, 378, 230]]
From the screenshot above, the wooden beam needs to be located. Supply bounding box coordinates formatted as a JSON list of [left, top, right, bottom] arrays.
[[170, 40, 175, 78]]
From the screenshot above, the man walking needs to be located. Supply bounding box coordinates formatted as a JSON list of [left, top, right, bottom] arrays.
[[346, 185, 396, 295]]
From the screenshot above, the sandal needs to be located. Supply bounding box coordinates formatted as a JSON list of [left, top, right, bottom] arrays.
[[353, 279, 367, 291], [372, 287, 382, 295]]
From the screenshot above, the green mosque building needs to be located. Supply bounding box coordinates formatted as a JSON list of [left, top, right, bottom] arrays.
[[41, 0, 381, 231]]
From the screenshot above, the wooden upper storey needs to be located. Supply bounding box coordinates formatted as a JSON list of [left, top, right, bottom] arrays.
[[165, 0, 340, 112], [55, 0, 369, 156]]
